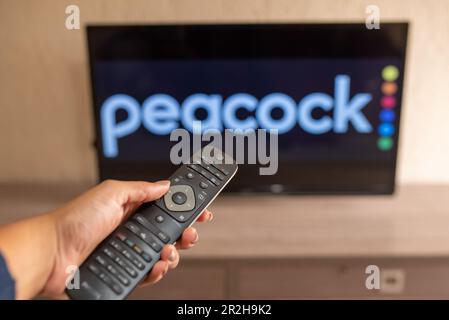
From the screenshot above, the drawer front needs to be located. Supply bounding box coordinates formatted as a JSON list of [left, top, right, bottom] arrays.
[[232, 259, 449, 299], [128, 262, 226, 300], [122, 258, 449, 299]]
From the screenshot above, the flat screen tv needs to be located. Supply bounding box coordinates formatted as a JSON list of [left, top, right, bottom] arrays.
[[87, 23, 408, 194]]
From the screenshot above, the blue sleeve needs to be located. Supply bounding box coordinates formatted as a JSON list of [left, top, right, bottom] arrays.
[[0, 252, 15, 300]]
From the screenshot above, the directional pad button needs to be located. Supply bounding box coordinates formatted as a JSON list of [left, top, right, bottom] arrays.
[[163, 185, 195, 213]]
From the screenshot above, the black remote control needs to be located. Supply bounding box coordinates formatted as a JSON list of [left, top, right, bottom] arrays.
[[66, 149, 237, 300]]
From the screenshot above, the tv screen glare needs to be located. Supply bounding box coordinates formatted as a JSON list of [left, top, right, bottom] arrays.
[[87, 23, 408, 194]]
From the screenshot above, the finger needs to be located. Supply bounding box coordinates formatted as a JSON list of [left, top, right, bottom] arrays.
[[160, 244, 179, 269], [103, 180, 171, 205], [175, 227, 199, 250], [126, 180, 171, 203], [139, 260, 169, 287], [196, 209, 214, 222]]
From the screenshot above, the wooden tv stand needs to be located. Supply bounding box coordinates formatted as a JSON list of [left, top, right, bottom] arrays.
[[1, 184, 449, 299]]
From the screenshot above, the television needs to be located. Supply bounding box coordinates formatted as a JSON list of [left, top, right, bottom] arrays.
[[87, 23, 408, 194]]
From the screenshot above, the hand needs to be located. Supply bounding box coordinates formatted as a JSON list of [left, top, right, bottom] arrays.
[[42, 180, 213, 298]]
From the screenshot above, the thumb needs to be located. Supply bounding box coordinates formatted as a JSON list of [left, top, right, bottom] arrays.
[[110, 180, 171, 204], [138, 180, 171, 203]]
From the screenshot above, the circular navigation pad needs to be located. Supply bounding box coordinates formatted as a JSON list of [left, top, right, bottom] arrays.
[[172, 192, 187, 205], [163, 184, 196, 212]]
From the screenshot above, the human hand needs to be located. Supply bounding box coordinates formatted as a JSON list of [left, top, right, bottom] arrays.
[[42, 180, 213, 297]]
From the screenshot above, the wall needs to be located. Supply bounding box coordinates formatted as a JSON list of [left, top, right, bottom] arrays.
[[0, 0, 448, 184]]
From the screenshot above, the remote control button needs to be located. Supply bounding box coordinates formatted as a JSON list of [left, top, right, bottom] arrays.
[[133, 258, 145, 270], [155, 215, 164, 223], [141, 252, 152, 262], [125, 223, 140, 236], [186, 172, 194, 179], [80, 281, 101, 300], [98, 272, 123, 295], [209, 176, 219, 186], [187, 163, 201, 172], [148, 238, 162, 252], [107, 264, 118, 276], [114, 258, 136, 278], [125, 239, 135, 248], [210, 163, 231, 176], [88, 263, 101, 275], [95, 255, 107, 266], [123, 264, 137, 277], [104, 246, 137, 277], [172, 175, 183, 183], [99, 272, 112, 286], [106, 264, 129, 286], [213, 172, 224, 180], [116, 232, 127, 242], [121, 248, 133, 260], [120, 246, 144, 270], [163, 185, 196, 212], [125, 221, 163, 253], [117, 273, 130, 286], [112, 283, 123, 295], [133, 245, 143, 255], [188, 164, 220, 186], [172, 192, 187, 205], [202, 163, 225, 180], [111, 238, 143, 270], [197, 190, 208, 202], [103, 247, 115, 259], [110, 239, 123, 252], [156, 231, 170, 243], [134, 214, 170, 244], [199, 182, 208, 189]]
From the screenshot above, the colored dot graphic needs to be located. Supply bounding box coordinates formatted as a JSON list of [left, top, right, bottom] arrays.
[[380, 109, 395, 122], [381, 96, 396, 108], [377, 65, 399, 151], [378, 137, 393, 151], [381, 82, 398, 96], [382, 65, 399, 82], [378, 123, 395, 137]]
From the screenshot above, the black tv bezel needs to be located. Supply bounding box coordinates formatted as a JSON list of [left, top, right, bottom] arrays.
[[86, 23, 408, 195]]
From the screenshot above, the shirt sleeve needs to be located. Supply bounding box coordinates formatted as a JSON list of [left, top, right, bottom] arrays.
[[0, 252, 15, 300]]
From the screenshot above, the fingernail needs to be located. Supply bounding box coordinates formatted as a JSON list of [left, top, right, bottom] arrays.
[[208, 212, 214, 221], [168, 248, 176, 262], [155, 180, 170, 188], [191, 232, 199, 244]]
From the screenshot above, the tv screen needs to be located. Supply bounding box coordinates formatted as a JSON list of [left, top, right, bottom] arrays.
[[87, 23, 408, 194]]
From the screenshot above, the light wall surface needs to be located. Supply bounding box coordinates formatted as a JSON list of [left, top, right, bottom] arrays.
[[0, 0, 448, 184]]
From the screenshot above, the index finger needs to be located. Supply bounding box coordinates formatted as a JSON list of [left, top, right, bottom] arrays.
[[196, 209, 214, 222]]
